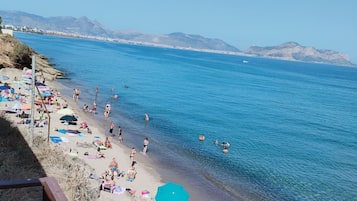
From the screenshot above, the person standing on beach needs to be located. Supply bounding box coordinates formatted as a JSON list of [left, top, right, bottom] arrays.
[[92, 102, 97, 114], [73, 88, 80, 102], [143, 137, 149, 154], [130, 147, 136, 162], [118, 126, 123, 142], [109, 121, 115, 136], [104, 103, 111, 119]]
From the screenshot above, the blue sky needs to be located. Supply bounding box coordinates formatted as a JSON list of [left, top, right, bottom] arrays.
[[2, 0, 357, 63]]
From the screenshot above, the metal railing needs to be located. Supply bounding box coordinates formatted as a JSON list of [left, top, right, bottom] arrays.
[[0, 177, 68, 201]]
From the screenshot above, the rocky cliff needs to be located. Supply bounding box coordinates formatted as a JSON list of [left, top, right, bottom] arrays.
[[0, 33, 64, 80]]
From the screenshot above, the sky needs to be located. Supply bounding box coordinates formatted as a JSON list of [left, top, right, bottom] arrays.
[[2, 0, 357, 63]]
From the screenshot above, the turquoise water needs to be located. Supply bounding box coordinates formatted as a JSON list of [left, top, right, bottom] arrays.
[[16, 32, 357, 201]]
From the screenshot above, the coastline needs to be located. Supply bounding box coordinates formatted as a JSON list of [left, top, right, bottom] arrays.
[[0, 66, 165, 200], [15, 30, 356, 67]]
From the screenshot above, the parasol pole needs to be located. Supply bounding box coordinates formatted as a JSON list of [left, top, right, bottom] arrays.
[[30, 55, 36, 146], [34, 85, 51, 143]]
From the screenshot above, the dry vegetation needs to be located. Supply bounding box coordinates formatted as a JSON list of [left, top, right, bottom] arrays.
[[0, 34, 64, 79], [0, 116, 100, 200]]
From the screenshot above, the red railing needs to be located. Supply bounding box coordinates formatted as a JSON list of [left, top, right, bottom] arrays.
[[0, 177, 68, 201]]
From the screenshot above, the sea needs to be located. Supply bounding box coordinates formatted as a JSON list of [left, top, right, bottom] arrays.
[[15, 32, 357, 201]]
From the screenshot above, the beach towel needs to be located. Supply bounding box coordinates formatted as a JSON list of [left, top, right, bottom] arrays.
[[84, 154, 99, 159], [112, 185, 126, 195], [78, 133, 86, 137], [60, 137, 69, 143], [66, 129, 80, 134], [49, 136, 62, 143], [57, 129, 66, 134]]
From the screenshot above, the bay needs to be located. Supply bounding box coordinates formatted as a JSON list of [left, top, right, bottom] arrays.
[[16, 32, 357, 201]]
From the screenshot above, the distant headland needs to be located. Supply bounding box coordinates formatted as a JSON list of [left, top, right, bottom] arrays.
[[0, 10, 354, 66]]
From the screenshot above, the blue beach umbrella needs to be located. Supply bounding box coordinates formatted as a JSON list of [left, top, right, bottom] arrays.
[[155, 182, 190, 201]]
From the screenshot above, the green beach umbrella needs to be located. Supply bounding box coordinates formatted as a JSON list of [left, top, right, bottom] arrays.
[[155, 182, 190, 201]]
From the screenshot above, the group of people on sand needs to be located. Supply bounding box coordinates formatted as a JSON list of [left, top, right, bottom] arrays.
[[82, 102, 97, 114], [69, 86, 155, 196], [96, 155, 138, 193]]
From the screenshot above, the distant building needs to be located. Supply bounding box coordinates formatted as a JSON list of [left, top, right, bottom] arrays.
[[1, 28, 13, 36]]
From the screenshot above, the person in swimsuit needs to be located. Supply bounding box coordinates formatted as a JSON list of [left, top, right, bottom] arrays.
[[108, 158, 120, 176], [130, 147, 136, 162], [143, 137, 149, 154], [109, 121, 114, 136], [117, 126, 123, 142]]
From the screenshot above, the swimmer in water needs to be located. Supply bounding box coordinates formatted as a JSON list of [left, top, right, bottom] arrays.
[[221, 142, 230, 148], [144, 113, 149, 122]]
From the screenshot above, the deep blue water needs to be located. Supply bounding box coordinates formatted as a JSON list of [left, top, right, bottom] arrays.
[[16, 32, 357, 201]]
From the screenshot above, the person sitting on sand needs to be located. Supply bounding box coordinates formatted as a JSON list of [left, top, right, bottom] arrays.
[[96, 147, 105, 158], [109, 157, 120, 177], [105, 137, 112, 149], [101, 175, 115, 191], [126, 166, 137, 182], [94, 139, 103, 146]]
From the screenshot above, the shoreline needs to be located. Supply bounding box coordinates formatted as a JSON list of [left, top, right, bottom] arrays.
[[0, 67, 165, 200], [1, 32, 241, 201], [56, 81, 241, 201]]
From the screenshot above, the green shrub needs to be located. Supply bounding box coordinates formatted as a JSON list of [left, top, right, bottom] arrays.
[[10, 41, 33, 69]]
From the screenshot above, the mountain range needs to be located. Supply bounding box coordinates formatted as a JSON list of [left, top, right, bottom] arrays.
[[0, 10, 353, 66]]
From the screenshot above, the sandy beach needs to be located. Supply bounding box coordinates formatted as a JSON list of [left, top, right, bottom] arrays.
[[0, 67, 165, 200]]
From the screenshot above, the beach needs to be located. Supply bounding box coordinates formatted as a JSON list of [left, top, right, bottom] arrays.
[[0, 66, 165, 201]]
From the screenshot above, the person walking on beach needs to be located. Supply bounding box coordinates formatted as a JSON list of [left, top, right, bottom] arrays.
[[109, 121, 115, 136], [143, 137, 149, 154]]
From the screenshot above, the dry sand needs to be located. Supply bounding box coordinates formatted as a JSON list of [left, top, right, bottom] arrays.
[[0, 67, 164, 201]]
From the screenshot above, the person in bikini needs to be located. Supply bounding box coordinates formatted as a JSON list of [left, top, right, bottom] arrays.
[[109, 121, 115, 136]]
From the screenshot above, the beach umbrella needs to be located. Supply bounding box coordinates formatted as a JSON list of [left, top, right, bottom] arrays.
[[57, 108, 74, 115], [155, 182, 190, 201], [12, 101, 22, 110], [0, 75, 10, 81], [60, 115, 77, 122], [21, 103, 36, 110]]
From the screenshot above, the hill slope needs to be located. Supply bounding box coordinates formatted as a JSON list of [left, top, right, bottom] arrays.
[[0, 10, 239, 52], [246, 42, 353, 66], [1, 10, 354, 66]]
